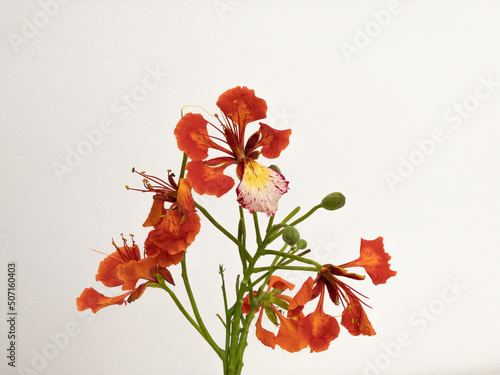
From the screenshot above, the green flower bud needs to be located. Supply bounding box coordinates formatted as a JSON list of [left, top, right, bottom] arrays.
[[268, 164, 282, 174], [282, 226, 300, 246], [296, 239, 308, 249], [320, 192, 346, 211]]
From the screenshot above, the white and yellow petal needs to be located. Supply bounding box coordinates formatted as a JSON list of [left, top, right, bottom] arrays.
[[236, 160, 289, 216]]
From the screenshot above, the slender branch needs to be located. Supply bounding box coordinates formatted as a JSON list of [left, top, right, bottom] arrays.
[[153, 278, 203, 339], [179, 152, 188, 179], [289, 204, 322, 227], [181, 255, 224, 359], [252, 212, 262, 245], [219, 266, 231, 374], [195, 203, 249, 261], [252, 265, 319, 273], [261, 250, 322, 268]]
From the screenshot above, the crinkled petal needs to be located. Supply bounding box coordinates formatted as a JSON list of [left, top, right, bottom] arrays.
[[76, 287, 131, 313], [176, 178, 196, 215], [255, 309, 276, 349], [146, 209, 201, 258], [340, 237, 397, 285], [236, 160, 289, 216], [268, 275, 295, 292], [257, 123, 291, 159], [216, 86, 267, 129], [117, 256, 158, 290], [288, 277, 314, 318], [145, 239, 186, 268], [95, 250, 124, 288], [275, 310, 308, 353], [186, 160, 235, 197], [340, 297, 376, 336], [143, 198, 165, 227], [174, 113, 211, 160], [300, 305, 340, 352]]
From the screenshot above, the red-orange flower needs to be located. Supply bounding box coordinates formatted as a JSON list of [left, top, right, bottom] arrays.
[[174, 86, 291, 216], [242, 276, 307, 352], [127, 169, 201, 268], [339, 237, 397, 285], [76, 236, 174, 313], [289, 237, 396, 352]]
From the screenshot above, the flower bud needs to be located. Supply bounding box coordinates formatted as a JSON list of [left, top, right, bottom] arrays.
[[296, 239, 307, 250], [282, 226, 300, 246], [320, 192, 345, 211]]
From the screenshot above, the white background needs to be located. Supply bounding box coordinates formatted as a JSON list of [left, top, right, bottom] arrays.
[[1, 1, 500, 374]]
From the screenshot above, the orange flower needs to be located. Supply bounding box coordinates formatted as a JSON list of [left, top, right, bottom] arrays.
[[127, 169, 201, 268], [242, 276, 307, 352], [289, 237, 396, 352], [76, 236, 174, 313], [174, 86, 291, 216], [339, 237, 397, 285]]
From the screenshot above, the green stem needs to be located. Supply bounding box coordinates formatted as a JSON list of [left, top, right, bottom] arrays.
[[179, 152, 188, 179], [195, 203, 250, 262], [219, 266, 231, 374], [252, 265, 319, 273], [238, 206, 248, 272], [261, 250, 322, 268], [252, 212, 262, 246], [289, 204, 321, 227], [181, 255, 224, 359], [154, 280, 204, 342]]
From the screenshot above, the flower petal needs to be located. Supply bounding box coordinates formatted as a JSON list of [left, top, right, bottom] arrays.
[[288, 277, 314, 318], [268, 275, 295, 292], [216, 86, 267, 129], [340, 297, 376, 336], [95, 251, 124, 288], [76, 287, 131, 313], [257, 123, 291, 159], [174, 112, 211, 160], [176, 178, 196, 215], [300, 309, 340, 353], [275, 310, 308, 353], [236, 160, 289, 216], [186, 160, 235, 197], [340, 237, 397, 285], [255, 309, 276, 349], [145, 209, 201, 265], [117, 256, 157, 290], [143, 198, 165, 227]]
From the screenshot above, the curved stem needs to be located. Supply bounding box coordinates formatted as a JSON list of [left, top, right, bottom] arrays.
[[181, 255, 224, 359], [261, 250, 322, 268]]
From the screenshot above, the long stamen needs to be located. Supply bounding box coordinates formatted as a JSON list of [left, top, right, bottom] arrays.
[[125, 168, 178, 200]]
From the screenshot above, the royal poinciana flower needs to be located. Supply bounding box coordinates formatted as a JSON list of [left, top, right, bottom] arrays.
[[174, 86, 292, 216], [127, 169, 201, 268], [288, 237, 397, 352], [242, 276, 307, 353], [76, 235, 174, 313]]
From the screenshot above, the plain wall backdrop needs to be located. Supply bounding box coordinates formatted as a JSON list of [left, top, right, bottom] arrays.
[[1, 1, 500, 374]]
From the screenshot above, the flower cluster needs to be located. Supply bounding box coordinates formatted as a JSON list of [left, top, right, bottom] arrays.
[[77, 86, 396, 375], [77, 172, 200, 312], [243, 237, 396, 352]]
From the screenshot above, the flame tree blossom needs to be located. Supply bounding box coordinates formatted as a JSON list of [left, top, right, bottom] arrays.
[[174, 86, 291, 216], [127, 169, 201, 268], [288, 237, 397, 352], [242, 276, 307, 352], [77, 235, 174, 313]]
